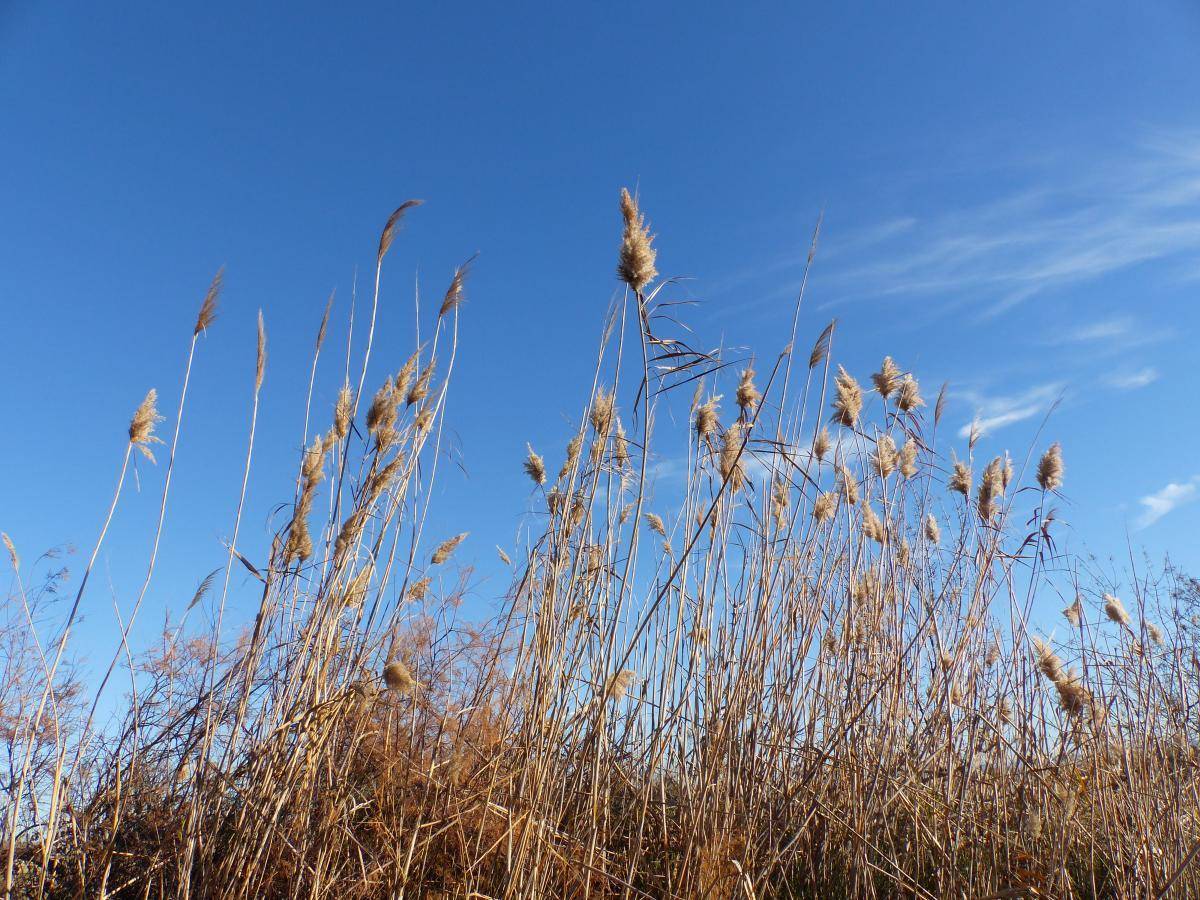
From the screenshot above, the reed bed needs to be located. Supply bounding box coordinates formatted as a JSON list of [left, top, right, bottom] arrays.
[[2, 191, 1198, 899]]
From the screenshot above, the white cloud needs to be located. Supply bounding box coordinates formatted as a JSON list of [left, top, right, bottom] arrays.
[[1135, 476, 1200, 530], [1106, 367, 1159, 390], [956, 382, 1064, 439], [1056, 316, 1134, 344], [819, 133, 1200, 318]]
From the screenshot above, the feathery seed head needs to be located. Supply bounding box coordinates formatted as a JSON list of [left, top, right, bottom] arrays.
[[1, 533, 16, 570], [559, 433, 583, 481], [613, 419, 631, 467], [872, 356, 902, 399], [617, 188, 658, 292], [924, 513, 941, 544], [1037, 442, 1064, 492], [394, 348, 421, 400], [1032, 637, 1065, 683], [1103, 593, 1130, 627], [383, 659, 419, 694], [255, 310, 267, 391], [809, 320, 835, 369], [604, 668, 638, 704], [813, 491, 839, 523], [861, 505, 886, 544], [696, 395, 721, 442], [719, 423, 747, 492], [1145, 620, 1164, 646], [949, 459, 972, 497], [1063, 597, 1083, 627], [366, 380, 398, 444], [431, 532, 468, 565], [406, 359, 436, 407], [377, 200, 422, 264], [736, 366, 761, 414], [644, 512, 667, 538], [874, 435, 898, 479], [831, 366, 863, 428], [129, 390, 165, 461], [524, 444, 547, 486], [897, 375, 924, 412], [333, 381, 353, 440], [813, 426, 832, 462], [590, 387, 616, 435], [406, 576, 431, 602], [839, 465, 859, 506], [899, 438, 918, 478], [438, 255, 474, 318], [194, 268, 222, 335]]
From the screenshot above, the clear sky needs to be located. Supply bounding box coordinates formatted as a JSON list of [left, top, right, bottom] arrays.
[[2, 2, 1199, 669]]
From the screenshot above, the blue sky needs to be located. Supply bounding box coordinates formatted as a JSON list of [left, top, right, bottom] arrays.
[[2, 1, 1199, 669]]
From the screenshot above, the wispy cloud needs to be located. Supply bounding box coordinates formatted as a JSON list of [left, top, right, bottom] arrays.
[[956, 382, 1064, 439], [1135, 476, 1200, 530], [1053, 316, 1134, 344], [821, 132, 1200, 318], [1106, 367, 1159, 390]]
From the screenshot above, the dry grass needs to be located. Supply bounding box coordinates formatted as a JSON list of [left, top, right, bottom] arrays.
[[3, 190, 1199, 899]]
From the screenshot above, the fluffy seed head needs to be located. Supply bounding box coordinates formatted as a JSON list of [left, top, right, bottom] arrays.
[[194, 268, 222, 335], [924, 513, 940, 544], [431, 532, 468, 565], [839, 465, 859, 506], [394, 348, 421, 400], [1054, 668, 1092, 716], [366, 380, 398, 445], [129, 390, 165, 461], [1032, 637, 1065, 683], [604, 669, 638, 704], [899, 438, 918, 478], [613, 419, 631, 467], [1103, 593, 1130, 627], [897, 375, 924, 412], [406, 360, 436, 407], [255, 310, 267, 391], [719, 423, 747, 492], [333, 382, 353, 440], [383, 659, 419, 694], [643, 512, 667, 537], [831, 366, 863, 428], [1063, 597, 1083, 627], [406, 576, 431, 601], [736, 367, 761, 414], [590, 388, 615, 435], [809, 320, 835, 369], [861, 505, 886, 544], [813, 427, 832, 462], [377, 200, 422, 264], [977, 457, 1006, 520], [873, 435, 898, 479], [696, 395, 721, 441], [949, 460, 972, 497], [1037, 442, 1064, 492], [524, 444, 547, 485], [813, 491, 839, 522], [1145, 620, 1164, 646], [559, 434, 583, 480], [438, 255, 474, 318], [2, 533, 18, 570], [872, 356, 902, 399], [616, 188, 658, 292]]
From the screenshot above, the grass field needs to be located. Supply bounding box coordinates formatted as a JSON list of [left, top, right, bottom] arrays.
[[3, 190, 1198, 898]]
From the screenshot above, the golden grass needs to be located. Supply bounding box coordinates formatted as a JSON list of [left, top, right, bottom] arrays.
[[2, 189, 1199, 899]]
